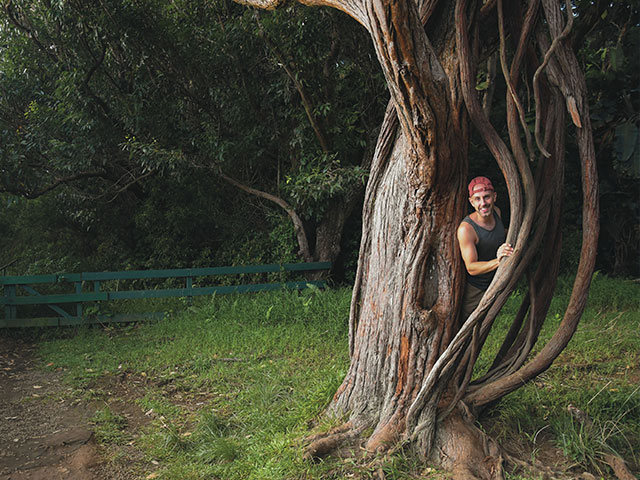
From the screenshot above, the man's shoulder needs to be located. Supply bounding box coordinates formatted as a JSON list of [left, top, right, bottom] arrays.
[[457, 217, 477, 242], [459, 213, 476, 228]]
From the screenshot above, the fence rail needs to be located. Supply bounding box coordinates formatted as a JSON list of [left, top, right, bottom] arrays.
[[1, 262, 331, 328]]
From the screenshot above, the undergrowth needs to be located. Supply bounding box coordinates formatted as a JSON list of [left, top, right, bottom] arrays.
[[32, 276, 640, 479]]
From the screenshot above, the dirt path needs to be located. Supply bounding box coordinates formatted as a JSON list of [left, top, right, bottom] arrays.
[[0, 337, 98, 480]]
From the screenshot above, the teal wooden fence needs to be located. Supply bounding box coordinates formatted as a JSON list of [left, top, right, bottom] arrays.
[[0, 262, 331, 328]]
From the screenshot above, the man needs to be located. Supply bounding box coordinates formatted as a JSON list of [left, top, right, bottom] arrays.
[[457, 176, 514, 321]]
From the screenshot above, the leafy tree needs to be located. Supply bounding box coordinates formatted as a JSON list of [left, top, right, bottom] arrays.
[[0, 0, 386, 272], [212, 4, 387, 266]]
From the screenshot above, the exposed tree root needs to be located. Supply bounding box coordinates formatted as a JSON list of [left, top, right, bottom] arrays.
[[304, 414, 510, 479], [431, 415, 504, 480], [503, 451, 567, 480], [365, 414, 405, 453], [602, 453, 636, 480], [303, 422, 367, 461], [303, 409, 638, 480], [301, 412, 637, 480]]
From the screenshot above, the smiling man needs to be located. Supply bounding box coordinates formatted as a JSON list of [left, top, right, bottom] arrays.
[[457, 176, 514, 322]]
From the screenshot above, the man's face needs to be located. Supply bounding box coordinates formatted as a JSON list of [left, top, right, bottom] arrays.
[[469, 190, 497, 218]]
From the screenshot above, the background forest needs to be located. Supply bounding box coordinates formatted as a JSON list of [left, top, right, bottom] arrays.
[[0, 0, 638, 281]]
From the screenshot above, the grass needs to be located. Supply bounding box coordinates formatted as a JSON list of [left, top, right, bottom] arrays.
[[30, 276, 640, 479], [92, 405, 129, 445], [480, 274, 640, 478], [38, 288, 353, 479]]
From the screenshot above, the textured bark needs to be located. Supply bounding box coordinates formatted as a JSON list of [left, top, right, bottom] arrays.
[[314, 196, 359, 263], [233, 0, 600, 477], [330, 1, 472, 462]]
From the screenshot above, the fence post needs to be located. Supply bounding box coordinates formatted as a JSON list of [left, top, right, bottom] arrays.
[[4, 284, 17, 322], [186, 276, 193, 306], [75, 281, 83, 320]]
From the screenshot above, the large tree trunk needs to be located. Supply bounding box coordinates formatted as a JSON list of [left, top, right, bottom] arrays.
[[313, 0, 597, 476], [328, 3, 486, 468], [234, 0, 599, 477], [331, 126, 475, 460]]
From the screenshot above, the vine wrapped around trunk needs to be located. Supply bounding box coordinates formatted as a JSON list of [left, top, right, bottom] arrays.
[[233, 0, 599, 477]]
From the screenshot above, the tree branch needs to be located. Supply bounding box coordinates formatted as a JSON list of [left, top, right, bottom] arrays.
[[1, 171, 107, 199], [219, 173, 313, 262], [257, 22, 331, 153], [235, 0, 369, 29], [101, 168, 158, 203], [465, 0, 599, 408], [533, 0, 573, 157], [4, 0, 60, 64]]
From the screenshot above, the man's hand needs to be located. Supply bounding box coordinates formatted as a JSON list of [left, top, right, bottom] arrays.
[[497, 243, 514, 261]]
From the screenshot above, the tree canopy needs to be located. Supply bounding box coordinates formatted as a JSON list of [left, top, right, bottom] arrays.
[[0, 0, 388, 274], [1, 1, 636, 278]]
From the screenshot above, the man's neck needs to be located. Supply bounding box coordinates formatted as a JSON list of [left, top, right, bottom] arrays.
[[471, 210, 496, 229]]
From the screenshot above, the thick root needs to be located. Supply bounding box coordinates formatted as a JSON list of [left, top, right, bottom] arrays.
[[431, 414, 504, 480], [303, 422, 364, 460], [365, 413, 404, 453], [304, 414, 506, 479], [602, 453, 636, 480]]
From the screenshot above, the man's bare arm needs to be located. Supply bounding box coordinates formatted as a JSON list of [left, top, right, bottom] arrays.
[[457, 223, 513, 276]]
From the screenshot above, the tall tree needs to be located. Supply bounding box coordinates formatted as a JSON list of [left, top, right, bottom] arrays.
[[234, 0, 600, 477], [0, 0, 386, 272]]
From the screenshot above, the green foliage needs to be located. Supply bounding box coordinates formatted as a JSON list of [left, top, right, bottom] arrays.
[[576, 0, 640, 276], [1, 0, 637, 281], [0, 195, 88, 274], [0, 0, 385, 274], [283, 153, 368, 217], [121, 136, 185, 176]]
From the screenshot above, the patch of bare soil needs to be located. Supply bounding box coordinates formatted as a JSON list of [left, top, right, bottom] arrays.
[[0, 336, 97, 479], [0, 337, 149, 480]]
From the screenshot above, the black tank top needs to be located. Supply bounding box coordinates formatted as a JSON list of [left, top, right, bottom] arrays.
[[463, 212, 506, 290]]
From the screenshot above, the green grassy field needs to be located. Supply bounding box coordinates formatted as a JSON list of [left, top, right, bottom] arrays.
[[34, 275, 640, 479]]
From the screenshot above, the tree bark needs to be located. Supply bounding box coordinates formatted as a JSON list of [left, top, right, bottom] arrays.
[[329, 1, 474, 463], [233, 0, 599, 477]]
